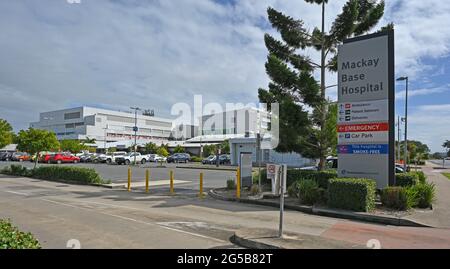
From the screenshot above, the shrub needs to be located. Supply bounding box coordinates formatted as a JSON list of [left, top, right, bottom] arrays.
[[253, 169, 268, 185], [413, 171, 426, 184], [409, 182, 436, 208], [32, 166, 103, 184], [287, 182, 299, 198], [298, 179, 320, 205], [226, 178, 236, 190], [0, 219, 41, 249], [191, 156, 202, 162], [250, 184, 261, 195], [257, 169, 337, 189], [395, 172, 419, 187], [287, 170, 337, 189], [328, 178, 376, 212], [381, 187, 412, 210]]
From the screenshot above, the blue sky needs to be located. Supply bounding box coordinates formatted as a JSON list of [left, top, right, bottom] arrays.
[[0, 0, 449, 152]]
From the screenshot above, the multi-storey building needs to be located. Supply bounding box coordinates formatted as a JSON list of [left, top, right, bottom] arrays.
[[30, 106, 174, 149]]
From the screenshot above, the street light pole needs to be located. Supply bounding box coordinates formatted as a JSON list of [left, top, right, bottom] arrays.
[[130, 107, 141, 165], [396, 116, 400, 162], [397, 77, 409, 172]]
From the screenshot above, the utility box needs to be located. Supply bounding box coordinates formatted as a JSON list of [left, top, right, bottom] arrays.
[[239, 152, 253, 188]]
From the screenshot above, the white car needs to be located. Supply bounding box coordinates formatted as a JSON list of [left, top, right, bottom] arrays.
[[147, 154, 167, 162], [115, 153, 149, 165], [106, 151, 127, 164]]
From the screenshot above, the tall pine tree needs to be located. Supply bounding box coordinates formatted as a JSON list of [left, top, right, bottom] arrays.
[[259, 0, 389, 169]]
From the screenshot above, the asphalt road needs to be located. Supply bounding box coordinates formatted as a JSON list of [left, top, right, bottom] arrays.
[[0, 161, 236, 189], [1, 174, 450, 249], [429, 159, 450, 169]]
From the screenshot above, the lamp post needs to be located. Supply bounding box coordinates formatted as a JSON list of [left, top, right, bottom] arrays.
[[397, 76, 409, 172], [396, 116, 401, 162], [130, 107, 141, 165]]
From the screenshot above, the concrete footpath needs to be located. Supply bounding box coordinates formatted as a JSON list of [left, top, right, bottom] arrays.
[[407, 162, 450, 228], [232, 228, 364, 249]]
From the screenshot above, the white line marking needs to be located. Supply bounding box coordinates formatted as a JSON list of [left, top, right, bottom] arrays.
[[5, 191, 28, 196], [40, 198, 226, 243]]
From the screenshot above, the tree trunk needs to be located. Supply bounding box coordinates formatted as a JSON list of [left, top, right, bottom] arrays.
[[319, 1, 327, 171], [34, 153, 39, 169]]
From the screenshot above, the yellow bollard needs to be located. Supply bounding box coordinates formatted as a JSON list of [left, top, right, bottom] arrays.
[[145, 169, 150, 193], [236, 167, 241, 199], [127, 167, 132, 192], [199, 172, 204, 199], [170, 170, 174, 194]]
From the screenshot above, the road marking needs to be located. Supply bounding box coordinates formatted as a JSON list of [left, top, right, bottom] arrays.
[[40, 198, 227, 244], [5, 191, 28, 196]]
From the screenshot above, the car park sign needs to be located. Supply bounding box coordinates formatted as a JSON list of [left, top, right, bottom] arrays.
[[337, 30, 395, 189]]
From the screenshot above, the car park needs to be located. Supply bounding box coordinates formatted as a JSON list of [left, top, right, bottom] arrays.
[[50, 153, 80, 164], [167, 153, 190, 163]]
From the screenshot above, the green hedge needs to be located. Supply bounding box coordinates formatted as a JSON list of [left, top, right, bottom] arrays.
[[0, 219, 41, 249], [381, 187, 412, 210], [395, 173, 419, 187], [255, 169, 337, 189], [191, 156, 202, 162], [32, 166, 103, 184], [0, 165, 32, 177], [328, 178, 376, 212]]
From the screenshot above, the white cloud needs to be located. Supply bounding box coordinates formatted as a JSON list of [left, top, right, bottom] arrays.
[[408, 104, 450, 152], [396, 85, 450, 100], [0, 0, 449, 151]]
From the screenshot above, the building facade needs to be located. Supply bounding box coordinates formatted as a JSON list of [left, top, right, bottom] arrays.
[[200, 107, 270, 137], [30, 107, 174, 149]]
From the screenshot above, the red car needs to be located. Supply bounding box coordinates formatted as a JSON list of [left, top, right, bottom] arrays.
[[50, 153, 80, 164], [40, 153, 55, 163]]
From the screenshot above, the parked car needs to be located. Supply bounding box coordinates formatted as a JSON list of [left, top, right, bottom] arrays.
[[11, 152, 30, 162], [147, 154, 167, 163], [50, 153, 80, 164], [167, 153, 190, 163], [202, 155, 216, 165], [115, 153, 149, 165], [0, 152, 13, 161], [105, 151, 127, 164], [93, 153, 108, 163], [217, 154, 230, 164], [80, 153, 96, 163], [40, 152, 55, 163]]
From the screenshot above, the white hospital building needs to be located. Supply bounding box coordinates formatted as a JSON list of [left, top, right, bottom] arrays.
[[30, 106, 174, 149]]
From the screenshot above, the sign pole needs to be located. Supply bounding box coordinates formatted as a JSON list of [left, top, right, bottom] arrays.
[[278, 165, 285, 238]]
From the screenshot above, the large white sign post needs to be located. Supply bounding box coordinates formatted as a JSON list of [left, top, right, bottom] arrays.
[[337, 30, 395, 189]]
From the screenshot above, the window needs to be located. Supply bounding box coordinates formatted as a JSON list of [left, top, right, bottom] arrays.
[[106, 115, 135, 124], [64, 112, 81, 120], [145, 120, 172, 128]]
